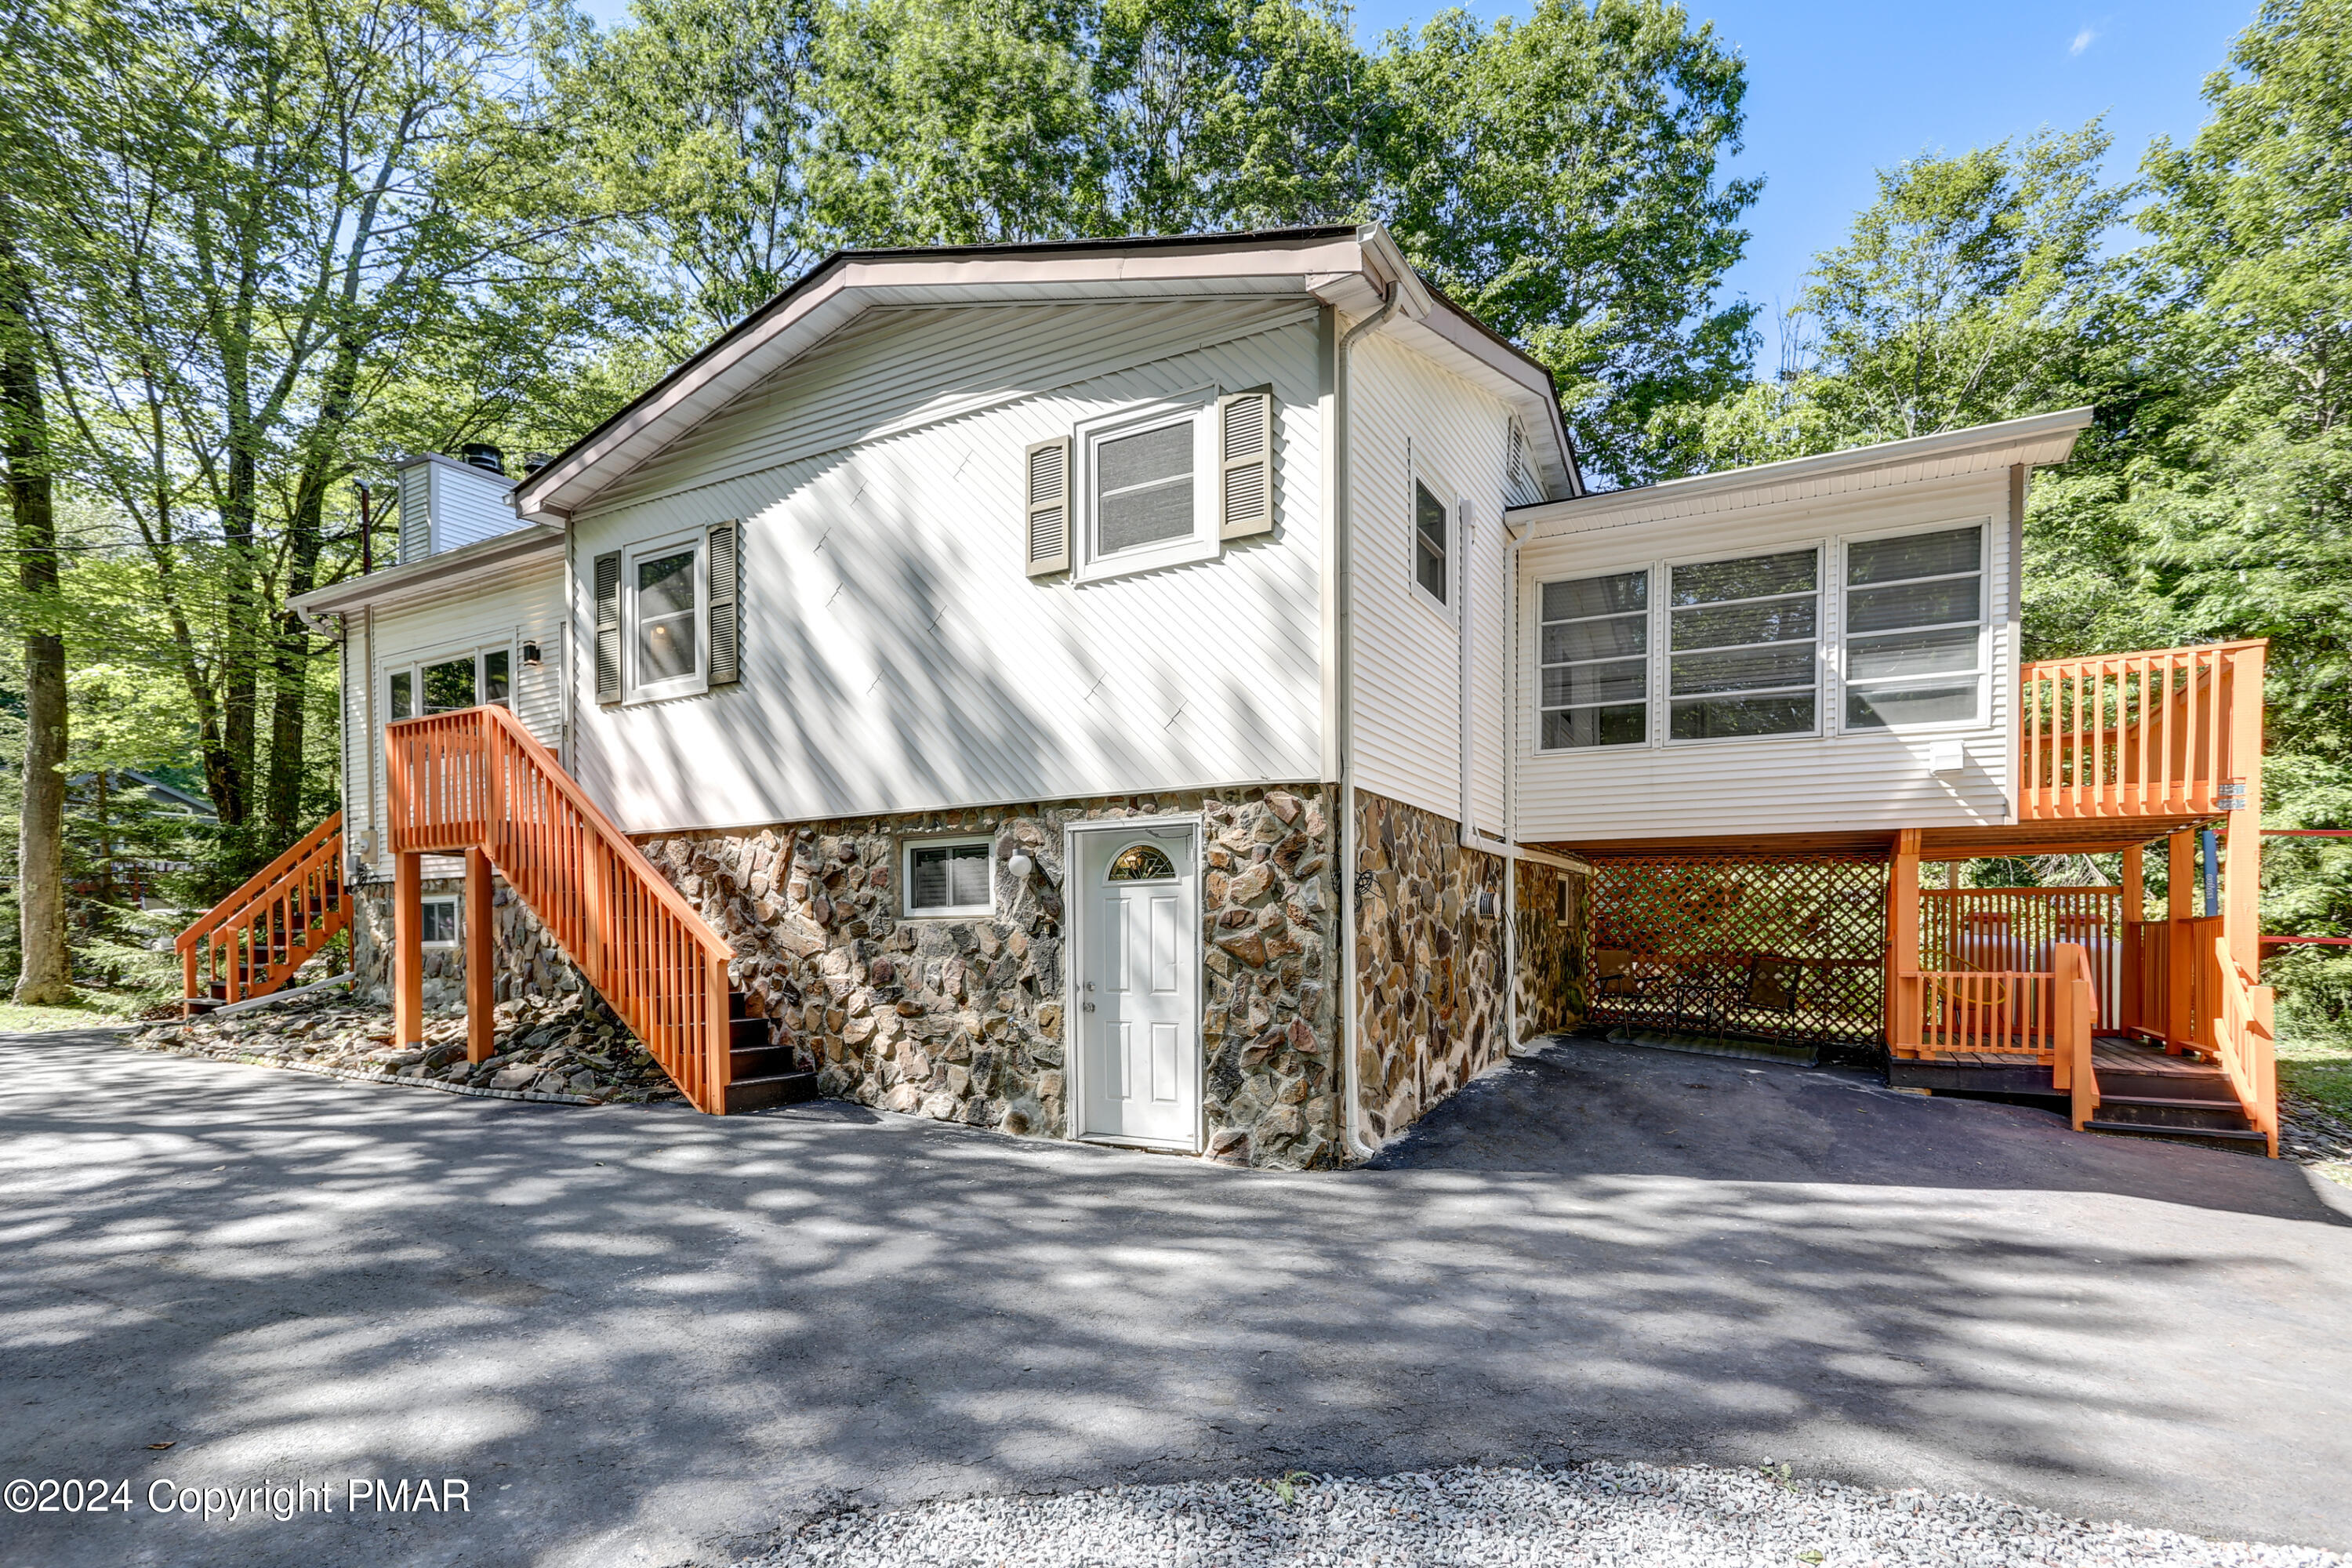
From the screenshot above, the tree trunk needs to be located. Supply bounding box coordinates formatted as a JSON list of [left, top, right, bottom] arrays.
[[2, 227, 71, 1004]]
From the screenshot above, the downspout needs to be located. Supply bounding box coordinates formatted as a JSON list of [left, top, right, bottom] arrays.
[[1337, 283, 1400, 1164]]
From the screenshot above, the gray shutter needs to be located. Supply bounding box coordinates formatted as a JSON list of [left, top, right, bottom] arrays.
[[1023, 437, 1071, 576], [707, 521, 740, 686], [1218, 390, 1274, 539], [593, 550, 621, 704]]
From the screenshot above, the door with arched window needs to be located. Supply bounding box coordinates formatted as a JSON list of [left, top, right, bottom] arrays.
[[1071, 822, 1201, 1150]]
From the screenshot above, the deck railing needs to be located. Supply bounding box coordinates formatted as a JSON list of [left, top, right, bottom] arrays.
[[383, 705, 735, 1113], [1893, 967, 2057, 1057], [176, 812, 347, 1009], [1922, 886, 2122, 1027], [2210, 936, 2279, 1156], [2019, 640, 2263, 821]]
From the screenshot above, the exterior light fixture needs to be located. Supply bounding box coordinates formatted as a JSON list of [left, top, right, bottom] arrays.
[[1006, 852, 1035, 880], [521, 641, 543, 669]]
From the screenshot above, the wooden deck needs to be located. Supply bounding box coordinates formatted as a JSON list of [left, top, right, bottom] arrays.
[[1916, 1037, 2221, 1077]]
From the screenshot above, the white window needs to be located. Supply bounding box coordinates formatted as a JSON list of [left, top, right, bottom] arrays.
[[1668, 547, 1820, 740], [384, 644, 513, 721], [419, 895, 459, 947], [902, 837, 994, 918], [625, 532, 706, 701], [1075, 394, 1218, 582], [1413, 476, 1451, 609], [1842, 524, 1986, 728], [1540, 568, 1648, 748]]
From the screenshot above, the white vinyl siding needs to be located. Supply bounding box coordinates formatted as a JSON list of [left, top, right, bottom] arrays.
[[349, 554, 567, 877], [1513, 468, 2017, 845], [1345, 332, 1514, 837], [568, 306, 1324, 833], [397, 456, 521, 562]]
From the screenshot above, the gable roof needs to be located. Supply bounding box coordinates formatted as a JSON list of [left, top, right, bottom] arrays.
[[510, 224, 1584, 524]]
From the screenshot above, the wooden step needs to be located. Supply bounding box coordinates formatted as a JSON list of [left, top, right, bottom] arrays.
[[723, 1069, 819, 1114], [2091, 1094, 2257, 1133], [2083, 1119, 2270, 1151]]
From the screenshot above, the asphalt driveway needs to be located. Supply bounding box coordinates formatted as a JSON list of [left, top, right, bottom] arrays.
[[3, 1029, 2347, 1567]]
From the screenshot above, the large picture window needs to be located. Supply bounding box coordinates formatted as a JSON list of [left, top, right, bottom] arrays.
[[1668, 547, 1820, 739], [1843, 524, 1984, 728], [1540, 569, 1647, 748]]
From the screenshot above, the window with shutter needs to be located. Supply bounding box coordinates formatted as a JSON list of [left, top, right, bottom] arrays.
[[1218, 390, 1274, 538], [593, 551, 621, 704], [1024, 437, 1071, 576], [707, 521, 740, 685]]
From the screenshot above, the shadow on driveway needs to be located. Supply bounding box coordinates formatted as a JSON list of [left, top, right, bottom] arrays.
[[2, 1029, 2347, 1567]]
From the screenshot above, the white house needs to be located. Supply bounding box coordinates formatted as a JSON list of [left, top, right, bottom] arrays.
[[278, 223, 2270, 1166]]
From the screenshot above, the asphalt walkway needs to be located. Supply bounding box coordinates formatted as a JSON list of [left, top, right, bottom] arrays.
[[2, 1029, 2346, 1566]]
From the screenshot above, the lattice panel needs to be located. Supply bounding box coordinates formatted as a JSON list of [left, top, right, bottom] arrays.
[[1588, 855, 1889, 1044]]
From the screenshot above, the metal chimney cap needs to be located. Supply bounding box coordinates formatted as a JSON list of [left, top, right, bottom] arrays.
[[521, 452, 553, 476], [459, 442, 506, 476]]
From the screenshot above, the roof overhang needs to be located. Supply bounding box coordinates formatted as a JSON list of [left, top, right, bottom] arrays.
[[288, 524, 564, 631], [511, 224, 1584, 523], [1505, 406, 2094, 541]]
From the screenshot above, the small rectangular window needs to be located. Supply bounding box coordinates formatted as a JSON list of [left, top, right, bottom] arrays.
[[423, 657, 476, 714], [1540, 569, 1648, 749], [1096, 422, 1196, 556], [1414, 479, 1449, 604], [482, 648, 511, 707], [419, 895, 459, 947], [389, 670, 413, 720], [904, 839, 993, 916], [1844, 525, 1984, 729], [1668, 546, 1819, 740], [636, 548, 700, 683]]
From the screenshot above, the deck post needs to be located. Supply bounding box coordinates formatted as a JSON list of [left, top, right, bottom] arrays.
[[2165, 829, 2195, 1054], [1886, 829, 1922, 1050], [2120, 844, 2145, 1036], [464, 846, 496, 1064], [2222, 644, 2264, 978], [394, 851, 424, 1050]]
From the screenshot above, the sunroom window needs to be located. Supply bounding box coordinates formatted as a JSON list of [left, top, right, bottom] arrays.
[[1539, 569, 1648, 748], [1668, 547, 1820, 739], [1843, 525, 1984, 728]]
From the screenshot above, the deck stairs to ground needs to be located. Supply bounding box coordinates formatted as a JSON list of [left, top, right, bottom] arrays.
[[383, 702, 812, 1116], [177, 813, 351, 1011], [2078, 1041, 2269, 1151]]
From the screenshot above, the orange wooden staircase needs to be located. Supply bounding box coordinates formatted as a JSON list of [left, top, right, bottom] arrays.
[[383, 702, 811, 1115], [177, 812, 351, 1011]]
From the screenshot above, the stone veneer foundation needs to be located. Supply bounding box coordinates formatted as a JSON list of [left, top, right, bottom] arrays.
[[1512, 858, 1588, 1043], [1348, 791, 1511, 1143], [638, 785, 1345, 1170], [352, 877, 582, 1012]]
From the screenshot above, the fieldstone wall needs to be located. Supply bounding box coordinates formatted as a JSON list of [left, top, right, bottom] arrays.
[[637, 784, 1345, 1170], [1513, 858, 1588, 1043], [351, 876, 584, 1012], [1350, 791, 1509, 1144]]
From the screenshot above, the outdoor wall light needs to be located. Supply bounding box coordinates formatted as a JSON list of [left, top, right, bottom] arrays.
[[1006, 851, 1035, 880], [521, 641, 543, 669]]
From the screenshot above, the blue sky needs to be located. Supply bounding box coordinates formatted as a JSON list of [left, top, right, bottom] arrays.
[[572, 0, 2259, 324]]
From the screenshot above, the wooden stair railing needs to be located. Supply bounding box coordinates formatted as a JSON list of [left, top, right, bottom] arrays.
[[2209, 935, 2280, 1156], [2020, 639, 2265, 821], [176, 812, 349, 1012], [383, 704, 742, 1115], [2051, 942, 2100, 1131]]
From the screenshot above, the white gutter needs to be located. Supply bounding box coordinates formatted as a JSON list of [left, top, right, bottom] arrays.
[[1334, 284, 1402, 1165]]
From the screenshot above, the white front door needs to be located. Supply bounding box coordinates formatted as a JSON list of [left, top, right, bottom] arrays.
[[1076, 824, 1200, 1149]]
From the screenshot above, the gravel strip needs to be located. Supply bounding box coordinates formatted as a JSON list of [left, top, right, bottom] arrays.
[[745, 1462, 2343, 1568]]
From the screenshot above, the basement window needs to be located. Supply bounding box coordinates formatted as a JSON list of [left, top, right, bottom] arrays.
[[419, 895, 459, 948], [902, 838, 993, 918]]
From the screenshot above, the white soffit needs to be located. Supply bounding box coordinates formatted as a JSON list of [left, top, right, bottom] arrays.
[[512, 224, 1584, 523], [289, 525, 564, 622], [1507, 406, 2094, 540]]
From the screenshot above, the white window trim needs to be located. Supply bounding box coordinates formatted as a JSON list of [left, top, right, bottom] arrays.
[[1073, 389, 1220, 584], [419, 894, 461, 949], [1408, 455, 1459, 625], [1833, 517, 1993, 736], [1658, 539, 1827, 747], [900, 835, 996, 919], [383, 638, 518, 722], [622, 528, 709, 704]]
